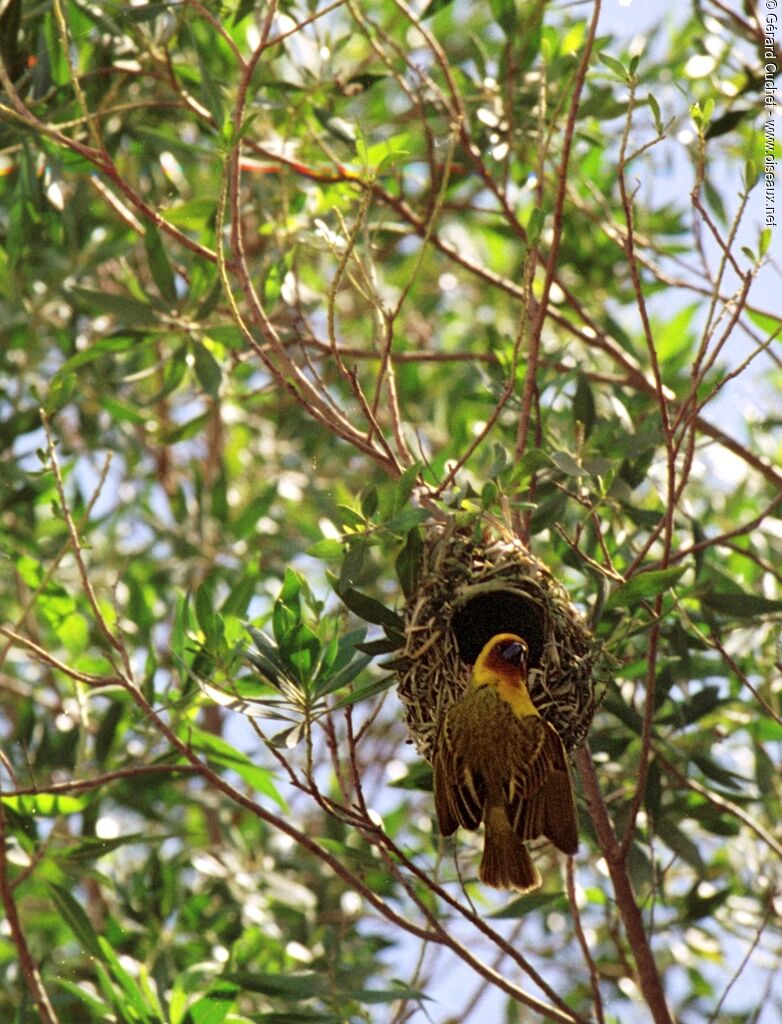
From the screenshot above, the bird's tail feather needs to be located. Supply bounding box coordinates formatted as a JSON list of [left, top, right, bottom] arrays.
[[480, 805, 540, 892]]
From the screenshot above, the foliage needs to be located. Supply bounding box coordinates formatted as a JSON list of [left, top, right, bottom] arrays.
[[1, 1, 780, 1023]]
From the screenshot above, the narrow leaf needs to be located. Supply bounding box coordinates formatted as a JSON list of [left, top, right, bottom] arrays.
[[193, 343, 222, 397], [605, 566, 687, 610], [189, 726, 287, 809], [334, 584, 404, 630], [598, 51, 628, 79], [1, 793, 88, 815], [48, 883, 104, 958], [144, 224, 177, 303], [330, 674, 395, 710], [396, 527, 422, 600], [701, 590, 782, 618]]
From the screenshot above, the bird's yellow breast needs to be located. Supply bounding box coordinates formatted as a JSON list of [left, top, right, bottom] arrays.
[[494, 675, 538, 718]]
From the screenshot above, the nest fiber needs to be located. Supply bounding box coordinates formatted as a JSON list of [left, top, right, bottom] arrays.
[[396, 518, 598, 762]]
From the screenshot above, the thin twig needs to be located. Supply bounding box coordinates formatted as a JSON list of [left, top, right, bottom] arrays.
[[567, 856, 606, 1024], [0, 804, 61, 1024], [707, 898, 775, 1024], [576, 746, 675, 1024], [516, 0, 604, 470], [0, 763, 201, 800]]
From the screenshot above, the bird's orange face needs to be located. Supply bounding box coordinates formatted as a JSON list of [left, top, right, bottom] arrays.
[[481, 633, 529, 688]]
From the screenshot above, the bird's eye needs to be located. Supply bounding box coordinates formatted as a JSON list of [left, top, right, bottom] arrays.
[[499, 640, 527, 666]]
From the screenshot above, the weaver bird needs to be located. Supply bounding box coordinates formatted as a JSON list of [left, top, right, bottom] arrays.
[[433, 632, 578, 892]]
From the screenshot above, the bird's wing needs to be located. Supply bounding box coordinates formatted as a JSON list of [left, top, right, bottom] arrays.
[[507, 723, 578, 853], [503, 715, 555, 805], [433, 708, 486, 834], [538, 767, 579, 853]]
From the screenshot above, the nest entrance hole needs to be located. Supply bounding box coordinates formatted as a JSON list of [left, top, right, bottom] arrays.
[[450, 592, 546, 668]]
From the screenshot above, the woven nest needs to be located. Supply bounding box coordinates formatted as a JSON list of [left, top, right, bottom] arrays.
[[396, 517, 599, 762]]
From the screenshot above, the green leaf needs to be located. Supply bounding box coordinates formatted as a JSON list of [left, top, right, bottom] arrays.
[[573, 373, 596, 437], [280, 622, 321, 680], [100, 395, 149, 426], [189, 726, 287, 809], [644, 757, 662, 819], [55, 334, 153, 375], [245, 627, 285, 686], [602, 683, 644, 732], [678, 685, 725, 725], [489, 0, 518, 36], [598, 52, 629, 80], [550, 450, 584, 476], [346, 983, 428, 1004], [189, 25, 224, 126], [519, 448, 556, 475], [489, 890, 567, 918], [330, 673, 395, 710], [527, 206, 544, 246], [263, 261, 284, 306], [705, 108, 752, 140], [1, 793, 89, 815], [745, 159, 758, 190], [119, 2, 173, 24], [222, 971, 326, 999], [95, 700, 125, 766], [70, 285, 160, 326], [685, 887, 732, 922], [274, 568, 302, 620], [421, 0, 455, 17], [159, 411, 212, 443], [605, 566, 687, 610], [48, 882, 104, 958], [55, 979, 110, 1015], [356, 635, 404, 655], [195, 580, 218, 643], [655, 820, 704, 871], [144, 224, 177, 303], [703, 175, 728, 226], [221, 575, 256, 618], [691, 752, 747, 791], [379, 505, 429, 536], [306, 538, 344, 560], [488, 443, 508, 479], [395, 527, 422, 600], [361, 131, 411, 170], [58, 833, 148, 862], [655, 302, 698, 365], [233, 0, 257, 25], [314, 649, 373, 699], [153, 344, 188, 400], [701, 590, 782, 618], [243, 1013, 342, 1023], [311, 622, 372, 696], [188, 984, 239, 1024], [193, 343, 222, 397], [96, 938, 153, 1018], [361, 486, 378, 519], [648, 92, 663, 133], [389, 760, 432, 790], [339, 537, 369, 592], [393, 460, 422, 513], [334, 583, 404, 630], [338, 505, 368, 530]]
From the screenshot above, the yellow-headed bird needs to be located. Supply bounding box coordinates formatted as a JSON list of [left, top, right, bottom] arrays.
[[433, 632, 578, 891]]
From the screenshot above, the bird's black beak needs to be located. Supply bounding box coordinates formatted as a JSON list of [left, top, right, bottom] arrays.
[[498, 640, 528, 669]]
